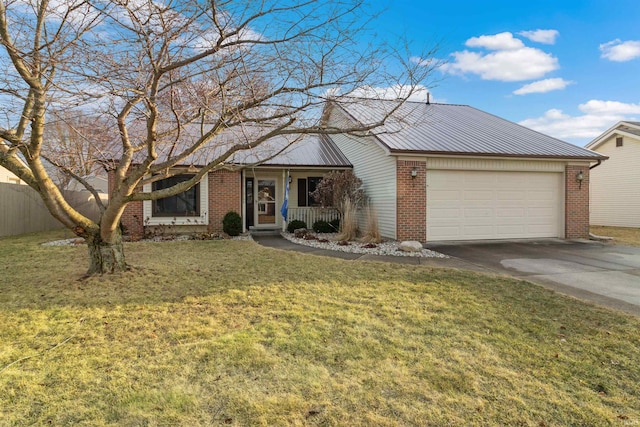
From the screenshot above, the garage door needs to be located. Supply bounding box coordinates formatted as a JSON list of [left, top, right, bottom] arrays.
[[427, 170, 563, 241]]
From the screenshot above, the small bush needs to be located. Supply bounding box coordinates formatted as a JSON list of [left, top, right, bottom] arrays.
[[286, 219, 307, 233], [312, 220, 334, 233], [222, 211, 242, 236]]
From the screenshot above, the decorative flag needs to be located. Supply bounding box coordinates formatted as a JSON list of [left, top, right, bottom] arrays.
[[280, 171, 290, 221]]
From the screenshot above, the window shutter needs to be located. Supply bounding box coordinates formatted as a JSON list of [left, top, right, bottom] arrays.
[[297, 179, 308, 207]]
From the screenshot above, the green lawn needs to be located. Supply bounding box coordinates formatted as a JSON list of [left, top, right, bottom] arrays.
[[1, 231, 639, 425]]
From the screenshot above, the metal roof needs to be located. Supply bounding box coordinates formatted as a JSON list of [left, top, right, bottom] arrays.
[[106, 123, 351, 168], [619, 124, 640, 138], [335, 100, 606, 160], [232, 133, 351, 167]]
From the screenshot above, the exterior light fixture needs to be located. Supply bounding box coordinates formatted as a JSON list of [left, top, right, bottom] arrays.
[[411, 168, 418, 178], [576, 171, 584, 189]]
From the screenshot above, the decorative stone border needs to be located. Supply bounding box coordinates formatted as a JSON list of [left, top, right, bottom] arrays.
[[281, 232, 447, 258]]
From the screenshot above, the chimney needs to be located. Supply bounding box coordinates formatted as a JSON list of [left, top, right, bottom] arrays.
[[426, 93, 430, 104]]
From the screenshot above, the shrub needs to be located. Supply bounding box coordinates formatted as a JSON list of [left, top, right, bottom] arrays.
[[222, 211, 242, 236], [312, 220, 334, 233], [329, 218, 340, 231], [310, 170, 365, 213], [286, 219, 307, 233]]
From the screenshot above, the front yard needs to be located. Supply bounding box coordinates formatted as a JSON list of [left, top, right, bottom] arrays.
[[1, 231, 639, 425], [591, 225, 640, 247]]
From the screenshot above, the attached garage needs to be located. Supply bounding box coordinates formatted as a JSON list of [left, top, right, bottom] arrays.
[[427, 169, 563, 241], [328, 100, 607, 242]]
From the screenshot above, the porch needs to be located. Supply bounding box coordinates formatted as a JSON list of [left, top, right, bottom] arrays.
[[286, 207, 341, 229]]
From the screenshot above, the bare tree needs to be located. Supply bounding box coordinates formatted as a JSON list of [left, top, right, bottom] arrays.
[[0, 0, 439, 275], [43, 110, 111, 189]]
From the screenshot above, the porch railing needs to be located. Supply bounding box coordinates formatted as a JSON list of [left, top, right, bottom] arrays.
[[287, 207, 341, 228]]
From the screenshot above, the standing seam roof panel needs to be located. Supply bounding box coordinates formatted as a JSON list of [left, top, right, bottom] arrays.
[[338, 100, 605, 159]]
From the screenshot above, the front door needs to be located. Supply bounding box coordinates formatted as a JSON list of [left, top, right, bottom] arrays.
[[245, 177, 254, 229], [257, 178, 277, 226]]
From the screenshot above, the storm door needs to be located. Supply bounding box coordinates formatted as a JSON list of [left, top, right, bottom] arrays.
[[257, 179, 277, 225]]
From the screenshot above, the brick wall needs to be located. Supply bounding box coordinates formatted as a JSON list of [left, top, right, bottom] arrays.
[[208, 170, 242, 233], [565, 165, 590, 239], [107, 170, 144, 238], [396, 160, 426, 241]]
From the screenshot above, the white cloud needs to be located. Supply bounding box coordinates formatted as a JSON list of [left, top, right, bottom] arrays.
[[518, 29, 559, 44], [465, 32, 524, 50], [513, 78, 573, 95], [519, 99, 640, 142], [338, 84, 431, 102], [579, 99, 640, 115], [600, 39, 640, 62], [444, 47, 558, 82], [442, 32, 559, 82]]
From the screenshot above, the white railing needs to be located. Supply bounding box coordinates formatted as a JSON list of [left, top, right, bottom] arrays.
[[287, 207, 340, 228]]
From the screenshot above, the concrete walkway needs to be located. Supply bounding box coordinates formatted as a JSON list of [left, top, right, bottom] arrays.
[[254, 235, 640, 316]]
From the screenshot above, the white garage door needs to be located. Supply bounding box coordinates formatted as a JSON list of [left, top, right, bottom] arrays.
[[427, 170, 563, 241]]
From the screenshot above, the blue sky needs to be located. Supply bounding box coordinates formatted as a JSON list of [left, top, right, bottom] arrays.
[[376, 0, 640, 146]]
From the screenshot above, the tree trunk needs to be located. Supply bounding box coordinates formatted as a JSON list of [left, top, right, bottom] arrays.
[[86, 229, 127, 274]]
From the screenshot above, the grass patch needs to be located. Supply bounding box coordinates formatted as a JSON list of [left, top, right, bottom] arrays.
[[1, 231, 640, 425], [591, 225, 640, 247]]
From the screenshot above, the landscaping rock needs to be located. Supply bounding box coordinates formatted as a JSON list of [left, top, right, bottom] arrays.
[[294, 228, 308, 238], [399, 241, 423, 252]]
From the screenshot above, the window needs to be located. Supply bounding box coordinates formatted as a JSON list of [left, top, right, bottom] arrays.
[[152, 174, 200, 217], [616, 137, 623, 147], [297, 177, 323, 207]]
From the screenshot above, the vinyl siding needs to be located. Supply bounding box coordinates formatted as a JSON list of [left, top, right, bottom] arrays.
[[0, 166, 24, 184], [328, 108, 397, 239], [590, 135, 640, 227]]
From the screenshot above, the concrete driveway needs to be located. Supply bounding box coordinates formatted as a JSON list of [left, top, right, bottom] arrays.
[[425, 239, 640, 316]]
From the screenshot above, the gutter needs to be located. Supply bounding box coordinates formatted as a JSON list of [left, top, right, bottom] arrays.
[[589, 159, 602, 170]]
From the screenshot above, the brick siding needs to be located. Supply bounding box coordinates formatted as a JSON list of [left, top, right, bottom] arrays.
[[207, 170, 242, 233], [107, 170, 144, 238], [108, 169, 243, 236], [396, 160, 426, 241], [565, 165, 590, 239]]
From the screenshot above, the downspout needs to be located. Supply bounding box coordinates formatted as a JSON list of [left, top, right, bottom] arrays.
[[589, 159, 602, 170]]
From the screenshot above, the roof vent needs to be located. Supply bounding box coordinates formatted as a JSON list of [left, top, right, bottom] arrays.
[[426, 93, 430, 105]]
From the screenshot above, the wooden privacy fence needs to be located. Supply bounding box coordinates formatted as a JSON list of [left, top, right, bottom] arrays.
[[0, 183, 104, 237]]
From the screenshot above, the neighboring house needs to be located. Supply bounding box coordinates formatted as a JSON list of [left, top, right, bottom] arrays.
[[325, 100, 605, 242], [586, 121, 640, 227], [67, 175, 109, 194], [114, 132, 350, 237], [114, 100, 606, 241], [67, 174, 109, 204], [0, 163, 26, 185]]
